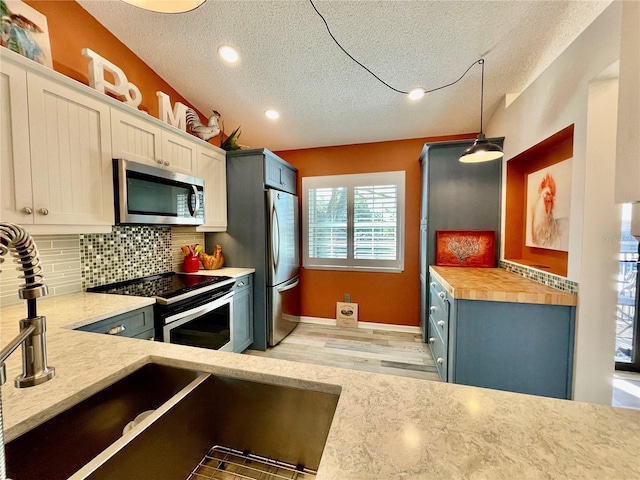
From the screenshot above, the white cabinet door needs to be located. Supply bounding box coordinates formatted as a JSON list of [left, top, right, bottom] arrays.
[[196, 145, 227, 232], [111, 107, 163, 167], [112, 107, 197, 175], [0, 59, 33, 224], [161, 129, 197, 175], [27, 72, 114, 226]]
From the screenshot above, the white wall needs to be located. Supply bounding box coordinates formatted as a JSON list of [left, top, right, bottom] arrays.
[[576, 77, 620, 403], [486, 1, 634, 405], [614, 0, 640, 204]]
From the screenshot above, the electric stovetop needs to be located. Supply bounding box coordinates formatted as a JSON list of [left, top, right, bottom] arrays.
[[87, 272, 233, 302]]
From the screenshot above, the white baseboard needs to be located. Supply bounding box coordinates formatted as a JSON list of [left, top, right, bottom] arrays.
[[299, 316, 421, 334]]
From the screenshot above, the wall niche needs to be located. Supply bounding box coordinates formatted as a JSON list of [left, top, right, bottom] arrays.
[[504, 125, 574, 277]]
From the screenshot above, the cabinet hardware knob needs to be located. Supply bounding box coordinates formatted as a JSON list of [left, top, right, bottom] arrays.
[[430, 282, 436, 288], [22, 207, 33, 215], [437, 320, 445, 328], [106, 324, 126, 335], [237, 281, 245, 287], [164, 161, 170, 166], [437, 357, 444, 365], [157, 159, 163, 164], [429, 337, 435, 344], [438, 292, 445, 299], [430, 306, 436, 312], [39, 208, 49, 216]]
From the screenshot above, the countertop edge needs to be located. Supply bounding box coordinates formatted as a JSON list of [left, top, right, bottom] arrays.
[[429, 266, 578, 306]]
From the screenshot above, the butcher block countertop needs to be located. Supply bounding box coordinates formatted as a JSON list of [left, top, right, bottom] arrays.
[[429, 266, 577, 306]]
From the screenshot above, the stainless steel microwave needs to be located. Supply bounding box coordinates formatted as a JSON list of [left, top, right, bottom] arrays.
[[113, 158, 205, 226]]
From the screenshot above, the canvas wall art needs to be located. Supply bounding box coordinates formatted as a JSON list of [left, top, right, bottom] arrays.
[[436, 230, 496, 267], [1, 0, 52, 68], [525, 158, 572, 251]]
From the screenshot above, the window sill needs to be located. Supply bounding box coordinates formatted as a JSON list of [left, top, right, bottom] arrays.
[[303, 265, 404, 274]]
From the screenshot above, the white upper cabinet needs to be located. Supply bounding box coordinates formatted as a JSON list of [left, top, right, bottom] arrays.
[[111, 107, 197, 176], [0, 58, 32, 225], [1, 48, 226, 233], [196, 145, 228, 232], [110, 107, 162, 166], [1, 50, 114, 233], [160, 129, 197, 175]]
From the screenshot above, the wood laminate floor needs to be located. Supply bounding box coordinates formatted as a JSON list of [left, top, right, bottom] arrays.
[[246, 323, 440, 381], [247, 324, 640, 408]]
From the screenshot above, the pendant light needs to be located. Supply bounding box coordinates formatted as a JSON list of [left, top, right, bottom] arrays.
[[459, 59, 504, 163], [120, 0, 204, 13]]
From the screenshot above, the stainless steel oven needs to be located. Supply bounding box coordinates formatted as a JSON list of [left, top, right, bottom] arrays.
[[157, 288, 234, 352], [87, 273, 235, 351]]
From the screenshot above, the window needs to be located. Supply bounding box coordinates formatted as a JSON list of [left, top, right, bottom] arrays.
[[302, 171, 405, 272]]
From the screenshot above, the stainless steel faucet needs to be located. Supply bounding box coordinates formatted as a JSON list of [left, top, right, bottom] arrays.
[[0, 223, 55, 480]]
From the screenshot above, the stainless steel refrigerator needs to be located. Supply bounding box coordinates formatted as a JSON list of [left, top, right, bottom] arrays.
[[266, 188, 301, 345], [205, 148, 301, 350]]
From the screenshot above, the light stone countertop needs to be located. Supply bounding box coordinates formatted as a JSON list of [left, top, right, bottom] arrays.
[[187, 267, 255, 278], [1, 293, 638, 479]]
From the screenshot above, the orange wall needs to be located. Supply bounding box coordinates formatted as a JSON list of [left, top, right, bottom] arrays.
[[22, 0, 222, 145], [277, 134, 475, 326]]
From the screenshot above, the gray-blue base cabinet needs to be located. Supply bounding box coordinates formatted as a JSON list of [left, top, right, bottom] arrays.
[[75, 306, 154, 339], [428, 275, 575, 399], [232, 274, 254, 353]]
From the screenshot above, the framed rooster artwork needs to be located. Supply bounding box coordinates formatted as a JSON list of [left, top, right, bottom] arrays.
[[525, 158, 573, 251]]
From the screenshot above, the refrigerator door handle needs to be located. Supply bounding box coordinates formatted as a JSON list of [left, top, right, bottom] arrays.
[[271, 204, 280, 271], [277, 277, 299, 293]]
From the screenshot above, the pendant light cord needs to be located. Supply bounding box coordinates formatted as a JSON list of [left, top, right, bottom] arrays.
[[479, 58, 485, 133], [308, 0, 483, 96]]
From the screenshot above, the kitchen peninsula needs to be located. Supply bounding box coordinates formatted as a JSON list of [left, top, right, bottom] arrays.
[[0, 292, 638, 479], [427, 266, 577, 399]]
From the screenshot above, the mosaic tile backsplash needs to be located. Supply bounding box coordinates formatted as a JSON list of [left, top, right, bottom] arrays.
[[1, 226, 207, 306], [499, 260, 579, 294], [81, 226, 174, 289]]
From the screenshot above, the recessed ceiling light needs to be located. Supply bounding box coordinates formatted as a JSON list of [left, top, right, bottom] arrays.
[[408, 88, 426, 101], [265, 109, 280, 120], [121, 0, 204, 13], [218, 45, 239, 63]]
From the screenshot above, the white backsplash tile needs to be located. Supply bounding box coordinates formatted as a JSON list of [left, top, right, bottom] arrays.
[[0, 234, 82, 307], [170, 227, 205, 272]]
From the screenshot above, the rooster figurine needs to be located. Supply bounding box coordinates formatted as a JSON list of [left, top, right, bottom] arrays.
[[185, 108, 221, 141], [199, 245, 225, 270]]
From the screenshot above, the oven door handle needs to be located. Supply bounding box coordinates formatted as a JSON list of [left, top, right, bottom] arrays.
[[164, 291, 234, 325]]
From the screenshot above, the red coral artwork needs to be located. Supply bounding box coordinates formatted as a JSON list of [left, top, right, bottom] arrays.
[[436, 230, 496, 267]]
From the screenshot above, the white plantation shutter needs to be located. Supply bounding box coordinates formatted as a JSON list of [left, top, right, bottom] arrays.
[[354, 184, 398, 260], [308, 187, 348, 259], [303, 172, 405, 272]]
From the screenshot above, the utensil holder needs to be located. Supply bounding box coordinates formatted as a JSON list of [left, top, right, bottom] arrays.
[[182, 255, 200, 273]]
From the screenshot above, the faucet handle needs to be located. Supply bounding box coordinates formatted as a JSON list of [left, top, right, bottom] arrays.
[[14, 317, 55, 388]]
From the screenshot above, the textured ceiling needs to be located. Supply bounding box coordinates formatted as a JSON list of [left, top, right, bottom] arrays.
[[77, 0, 611, 151]]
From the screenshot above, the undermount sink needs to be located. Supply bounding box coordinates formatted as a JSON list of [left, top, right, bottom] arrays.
[[5, 363, 340, 480]]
